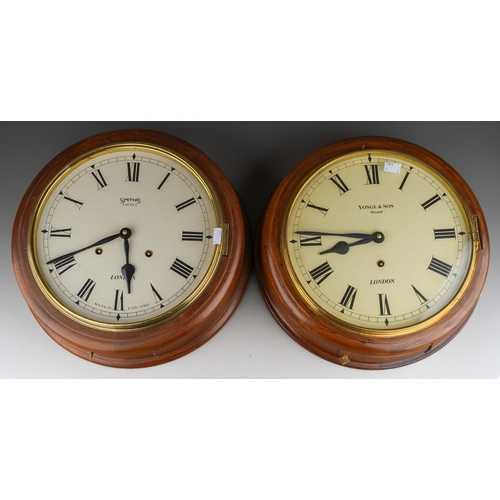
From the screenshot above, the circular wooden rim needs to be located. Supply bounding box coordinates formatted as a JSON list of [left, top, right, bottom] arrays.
[[12, 130, 252, 368], [256, 136, 490, 369]]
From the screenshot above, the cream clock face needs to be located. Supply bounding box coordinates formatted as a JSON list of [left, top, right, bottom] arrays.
[[284, 150, 474, 333], [31, 144, 223, 330]]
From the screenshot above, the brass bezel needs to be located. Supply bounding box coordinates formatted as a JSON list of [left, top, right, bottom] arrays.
[[281, 149, 477, 339], [28, 142, 224, 333]]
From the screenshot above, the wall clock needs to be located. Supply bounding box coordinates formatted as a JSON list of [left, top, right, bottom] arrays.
[[256, 136, 489, 369], [12, 129, 251, 368]]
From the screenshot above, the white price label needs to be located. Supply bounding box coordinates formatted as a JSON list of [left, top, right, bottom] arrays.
[[384, 161, 401, 174], [213, 227, 222, 245]]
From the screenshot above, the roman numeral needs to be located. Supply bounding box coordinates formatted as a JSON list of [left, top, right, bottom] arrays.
[[411, 285, 428, 305], [330, 173, 350, 195], [421, 194, 441, 210], [63, 195, 84, 209], [114, 289, 124, 311], [309, 261, 333, 285], [91, 168, 108, 189], [76, 278, 96, 302], [378, 293, 391, 316], [364, 164, 380, 185], [427, 256, 453, 277], [398, 171, 410, 191], [157, 172, 171, 190], [50, 227, 72, 238], [340, 285, 357, 310], [170, 258, 194, 279], [182, 231, 204, 242], [126, 162, 141, 182], [433, 228, 456, 239], [299, 235, 322, 247], [175, 197, 196, 212], [52, 255, 77, 275], [150, 283, 163, 303], [305, 201, 329, 216]]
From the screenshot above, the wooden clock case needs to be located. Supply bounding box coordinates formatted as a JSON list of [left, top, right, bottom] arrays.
[[12, 129, 252, 368], [255, 136, 490, 369]]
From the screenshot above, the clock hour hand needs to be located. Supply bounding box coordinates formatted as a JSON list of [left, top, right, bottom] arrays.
[[121, 236, 136, 294], [319, 237, 378, 255], [46, 227, 133, 265], [295, 231, 385, 255]]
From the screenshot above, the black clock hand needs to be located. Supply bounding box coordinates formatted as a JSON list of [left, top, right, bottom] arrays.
[[121, 236, 136, 294], [295, 231, 385, 255], [296, 230, 384, 240], [320, 237, 378, 255], [46, 227, 132, 265]]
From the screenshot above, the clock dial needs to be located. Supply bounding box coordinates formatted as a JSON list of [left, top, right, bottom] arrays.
[[256, 137, 489, 369], [285, 150, 473, 332], [33, 145, 222, 329], [13, 130, 251, 367]]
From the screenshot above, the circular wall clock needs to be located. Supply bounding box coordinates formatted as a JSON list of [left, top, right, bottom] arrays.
[[12, 129, 251, 368], [256, 136, 489, 369]]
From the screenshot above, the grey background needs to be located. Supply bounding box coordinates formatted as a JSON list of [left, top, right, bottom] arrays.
[[2, 122, 499, 378]]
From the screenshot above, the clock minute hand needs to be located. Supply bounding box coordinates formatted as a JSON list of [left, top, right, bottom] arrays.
[[46, 228, 131, 265], [296, 230, 382, 239], [295, 231, 385, 256]]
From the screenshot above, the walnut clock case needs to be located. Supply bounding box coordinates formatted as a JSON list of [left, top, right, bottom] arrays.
[[256, 137, 489, 370], [12, 130, 251, 368]]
